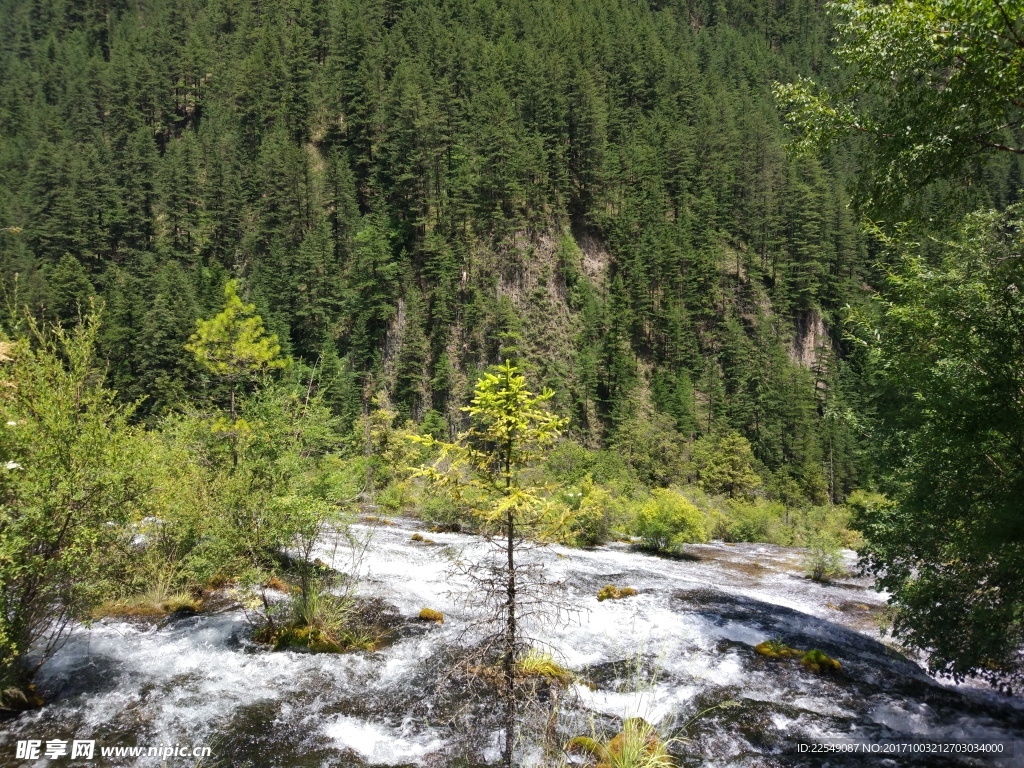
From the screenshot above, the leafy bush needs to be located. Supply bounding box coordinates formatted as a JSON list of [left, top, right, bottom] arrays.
[[0, 318, 148, 694], [558, 477, 617, 547], [418, 491, 468, 532], [612, 412, 690, 487], [633, 489, 707, 552], [721, 499, 787, 543], [804, 531, 846, 582], [376, 479, 413, 513]]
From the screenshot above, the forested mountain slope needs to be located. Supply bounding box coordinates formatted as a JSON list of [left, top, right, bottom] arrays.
[[1, 0, 872, 504]]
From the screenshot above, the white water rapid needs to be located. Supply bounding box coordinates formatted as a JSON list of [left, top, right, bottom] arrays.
[[1, 519, 1021, 767]]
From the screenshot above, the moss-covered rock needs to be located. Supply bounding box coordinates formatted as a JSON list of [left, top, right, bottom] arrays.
[[801, 648, 841, 673], [93, 592, 202, 620], [273, 624, 344, 653], [597, 584, 638, 601], [418, 607, 444, 623], [754, 639, 803, 659]]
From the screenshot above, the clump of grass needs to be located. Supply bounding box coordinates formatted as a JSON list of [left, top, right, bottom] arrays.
[[801, 648, 841, 673], [597, 584, 638, 602], [256, 578, 383, 653], [95, 572, 201, 619], [418, 607, 444, 623], [753, 638, 803, 660], [517, 649, 574, 685], [566, 717, 674, 768], [0, 685, 43, 713]]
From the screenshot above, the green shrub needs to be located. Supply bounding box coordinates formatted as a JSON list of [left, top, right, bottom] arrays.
[[721, 498, 787, 543], [418, 491, 467, 532], [633, 488, 707, 552], [611, 412, 690, 487], [376, 479, 413, 513], [804, 531, 846, 582], [559, 477, 616, 547]]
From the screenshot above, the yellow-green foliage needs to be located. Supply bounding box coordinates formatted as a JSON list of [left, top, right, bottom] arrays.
[[597, 585, 638, 601], [418, 608, 444, 623], [675, 485, 860, 548], [633, 489, 707, 552], [754, 639, 803, 659], [185, 279, 287, 383], [516, 649, 573, 685], [559, 478, 612, 546], [377, 478, 414, 513], [801, 649, 841, 673], [691, 431, 762, 499]]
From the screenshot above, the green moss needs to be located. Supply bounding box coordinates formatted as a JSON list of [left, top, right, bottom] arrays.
[[754, 639, 803, 659], [265, 621, 378, 654], [801, 649, 841, 673], [597, 584, 638, 601], [566, 735, 606, 759], [93, 591, 201, 620], [418, 607, 444, 623], [273, 624, 344, 653]]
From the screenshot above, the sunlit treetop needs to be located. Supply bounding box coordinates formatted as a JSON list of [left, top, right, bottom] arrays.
[[185, 279, 288, 382]]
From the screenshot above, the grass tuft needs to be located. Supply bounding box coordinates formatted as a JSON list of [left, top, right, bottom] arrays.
[[516, 649, 574, 685]]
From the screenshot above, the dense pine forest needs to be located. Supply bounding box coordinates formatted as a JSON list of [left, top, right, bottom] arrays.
[[1, 0, 1023, 746], [0, 0, 879, 506]]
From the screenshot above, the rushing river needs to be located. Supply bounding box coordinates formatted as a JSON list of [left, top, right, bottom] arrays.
[[1, 520, 1022, 767]]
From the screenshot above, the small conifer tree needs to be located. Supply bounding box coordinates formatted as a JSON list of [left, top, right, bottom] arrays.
[[185, 279, 287, 420]]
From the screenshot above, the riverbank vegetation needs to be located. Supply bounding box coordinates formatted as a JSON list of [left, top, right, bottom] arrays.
[[0, 298, 862, 705]]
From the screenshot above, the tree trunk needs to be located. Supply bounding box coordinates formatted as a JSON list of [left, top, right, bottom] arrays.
[[503, 504, 516, 768]]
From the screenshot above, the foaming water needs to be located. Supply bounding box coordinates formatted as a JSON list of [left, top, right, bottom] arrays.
[[1, 521, 1021, 767]]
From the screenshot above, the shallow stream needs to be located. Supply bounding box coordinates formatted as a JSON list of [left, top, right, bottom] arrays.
[[2, 521, 1021, 767]]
